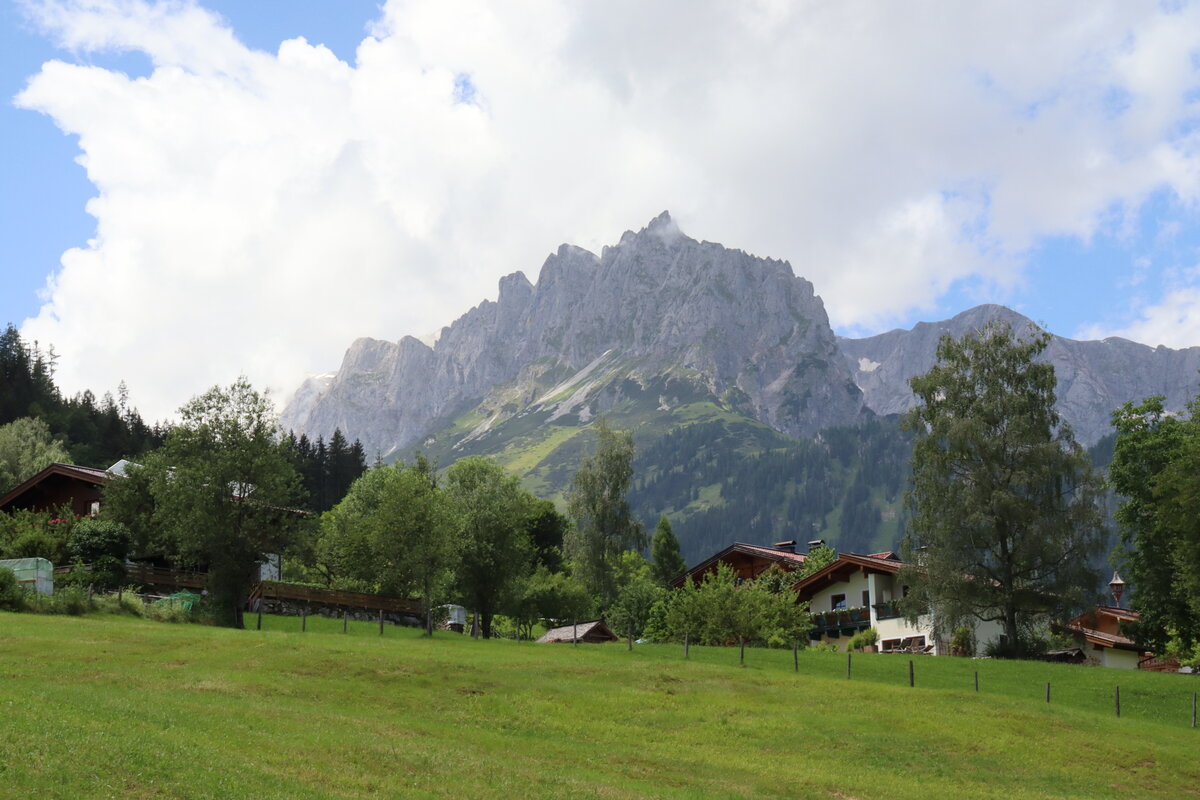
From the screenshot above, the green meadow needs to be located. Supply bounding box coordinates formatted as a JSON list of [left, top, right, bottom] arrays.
[[1, 612, 1197, 800]]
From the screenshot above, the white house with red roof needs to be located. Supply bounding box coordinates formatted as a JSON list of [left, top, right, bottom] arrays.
[[792, 551, 1006, 655]]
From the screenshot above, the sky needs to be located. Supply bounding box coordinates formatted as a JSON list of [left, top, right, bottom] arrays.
[[3, 1, 1200, 423]]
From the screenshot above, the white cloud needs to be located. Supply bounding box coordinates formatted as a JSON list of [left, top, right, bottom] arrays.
[[1078, 285, 1200, 349], [13, 0, 1200, 420]]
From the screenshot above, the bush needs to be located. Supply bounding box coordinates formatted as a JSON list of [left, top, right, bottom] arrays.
[[91, 587, 145, 616], [657, 563, 810, 647], [847, 627, 878, 650], [950, 625, 974, 656], [0, 566, 27, 612], [27, 585, 91, 616]]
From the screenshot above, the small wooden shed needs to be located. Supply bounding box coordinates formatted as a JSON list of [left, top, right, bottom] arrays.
[[537, 620, 620, 644]]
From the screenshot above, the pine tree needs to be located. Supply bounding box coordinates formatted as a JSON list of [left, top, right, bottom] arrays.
[[650, 515, 686, 586]]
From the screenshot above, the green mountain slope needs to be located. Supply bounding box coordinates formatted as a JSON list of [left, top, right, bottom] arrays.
[[401, 361, 911, 563]]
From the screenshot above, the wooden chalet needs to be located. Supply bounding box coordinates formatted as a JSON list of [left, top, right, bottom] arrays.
[[670, 540, 809, 588], [0, 462, 111, 516], [1064, 606, 1144, 669], [537, 620, 619, 644]]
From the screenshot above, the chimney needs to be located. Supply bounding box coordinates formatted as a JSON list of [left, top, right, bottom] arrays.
[[773, 540, 797, 554], [807, 539, 825, 552]]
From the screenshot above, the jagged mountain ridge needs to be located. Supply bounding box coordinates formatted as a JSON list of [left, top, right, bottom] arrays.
[[282, 215, 1200, 559], [282, 212, 864, 459], [840, 304, 1200, 446]]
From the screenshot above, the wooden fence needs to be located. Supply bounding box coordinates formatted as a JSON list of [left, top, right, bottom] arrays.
[[248, 580, 423, 618]]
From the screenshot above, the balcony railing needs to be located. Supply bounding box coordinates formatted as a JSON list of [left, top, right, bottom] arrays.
[[872, 600, 903, 620], [810, 606, 871, 636]]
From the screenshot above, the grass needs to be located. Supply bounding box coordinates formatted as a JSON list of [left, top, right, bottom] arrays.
[[1, 612, 1198, 799]]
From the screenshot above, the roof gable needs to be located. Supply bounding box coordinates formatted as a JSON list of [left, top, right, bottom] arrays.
[[0, 462, 111, 512], [671, 541, 807, 587], [792, 552, 906, 600]]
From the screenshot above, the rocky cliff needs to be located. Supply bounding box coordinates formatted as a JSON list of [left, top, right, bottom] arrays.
[[838, 304, 1200, 446], [282, 212, 865, 457]]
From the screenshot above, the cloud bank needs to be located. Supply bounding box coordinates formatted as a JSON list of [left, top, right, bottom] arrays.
[[14, 0, 1200, 420]]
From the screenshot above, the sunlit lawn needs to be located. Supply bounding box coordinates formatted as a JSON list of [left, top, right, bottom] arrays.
[[0, 611, 1197, 799]]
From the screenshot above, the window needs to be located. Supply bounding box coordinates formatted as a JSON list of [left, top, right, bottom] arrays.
[[901, 585, 910, 598], [831, 594, 846, 610], [862, 590, 871, 607]]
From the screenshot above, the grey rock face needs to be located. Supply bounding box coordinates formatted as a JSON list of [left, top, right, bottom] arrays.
[[284, 212, 865, 456], [839, 304, 1200, 446]]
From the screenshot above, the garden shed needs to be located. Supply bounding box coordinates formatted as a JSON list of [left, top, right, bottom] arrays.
[[0, 557, 54, 595], [537, 620, 619, 644]]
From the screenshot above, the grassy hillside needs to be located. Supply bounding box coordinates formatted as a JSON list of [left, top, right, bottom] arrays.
[[399, 364, 910, 562], [2, 613, 1197, 799]]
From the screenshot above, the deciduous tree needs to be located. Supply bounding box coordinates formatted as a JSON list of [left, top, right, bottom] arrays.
[[320, 462, 460, 632], [901, 322, 1105, 657], [0, 417, 70, 493], [105, 378, 302, 627], [447, 457, 535, 638], [1109, 396, 1200, 652], [565, 419, 645, 604]]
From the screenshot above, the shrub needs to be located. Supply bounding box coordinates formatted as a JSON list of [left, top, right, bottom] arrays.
[[848, 627, 879, 650], [0, 566, 27, 612], [27, 585, 91, 616], [91, 587, 145, 616], [950, 625, 974, 656]]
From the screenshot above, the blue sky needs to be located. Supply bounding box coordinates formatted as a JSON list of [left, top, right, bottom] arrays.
[[3, 1, 1200, 420], [1, 0, 379, 334]]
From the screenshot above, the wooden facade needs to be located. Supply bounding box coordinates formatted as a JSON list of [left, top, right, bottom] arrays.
[[671, 541, 809, 588], [0, 462, 110, 517]]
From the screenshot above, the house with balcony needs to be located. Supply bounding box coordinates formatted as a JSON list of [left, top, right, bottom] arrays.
[[792, 551, 1004, 654]]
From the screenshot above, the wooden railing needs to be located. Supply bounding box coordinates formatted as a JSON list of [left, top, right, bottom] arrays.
[[248, 580, 422, 617], [124, 564, 209, 590], [55, 562, 209, 590]]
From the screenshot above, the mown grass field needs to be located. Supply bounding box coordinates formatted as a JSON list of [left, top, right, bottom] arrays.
[[1, 611, 1197, 799]]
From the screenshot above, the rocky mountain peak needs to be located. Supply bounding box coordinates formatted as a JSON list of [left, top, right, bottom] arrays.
[[284, 214, 864, 457]]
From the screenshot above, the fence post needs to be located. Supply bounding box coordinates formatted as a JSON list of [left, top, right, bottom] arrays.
[[739, 637, 745, 666], [847, 653, 852, 680], [378, 608, 383, 636], [343, 608, 348, 634], [1192, 692, 1196, 729], [908, 659, 914, 687], [1115, 685, 1120, 717], [1045, 682, 1051, 703], [793, 640, 799, 672], [974, 670, 978, 692], [256, 602, 262, 631], [684, 631, 690, 659], [572, 619, 577, 647]]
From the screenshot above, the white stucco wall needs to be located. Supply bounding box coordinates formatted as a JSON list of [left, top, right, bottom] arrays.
[[1101, 647, 1141, 670], [808, 572, 871, 613]]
